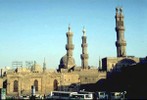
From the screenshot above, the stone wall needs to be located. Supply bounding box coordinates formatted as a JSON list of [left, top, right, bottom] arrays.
[[102, 57, 140, 72], [0, 78, 3, 89], [4, 68, 106, 96]]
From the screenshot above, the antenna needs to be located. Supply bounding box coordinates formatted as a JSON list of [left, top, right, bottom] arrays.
[[25, 61, 33, 68], [12, 61, 23, 69]]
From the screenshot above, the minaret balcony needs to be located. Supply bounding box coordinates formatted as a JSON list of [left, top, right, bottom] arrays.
[[81, 54, 89, 59], [116, 26, 125, 31], [66, 44, 74, 50], [81, 44, 87, 47], [66, 32, 73, 37], [115, 41, 127, 46]]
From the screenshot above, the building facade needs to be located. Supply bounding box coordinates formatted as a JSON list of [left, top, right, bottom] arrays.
[[2, 65, 106, 96]]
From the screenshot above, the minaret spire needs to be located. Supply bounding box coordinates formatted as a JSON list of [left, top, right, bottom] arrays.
[[115, 7, 127, 57], [83, 26, 86, 36], [43, 57, 46, 71], [81, 27, 89, 69], [68, 24, 71, 32]]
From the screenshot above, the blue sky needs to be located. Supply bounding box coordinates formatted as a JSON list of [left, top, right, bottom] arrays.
[[0, 0, 147, 69]]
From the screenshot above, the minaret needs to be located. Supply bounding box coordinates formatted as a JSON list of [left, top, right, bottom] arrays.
[[99, 56, 101, 69], [43, 58, 46, 71], [65, 25, 75, 69], [58, 25, 75, 71], [115, 7, 127, 57], [81, 27, 89, 69]]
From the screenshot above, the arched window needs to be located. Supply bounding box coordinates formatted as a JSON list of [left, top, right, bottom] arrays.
[[13, 80, 18, 92], [53, 79, 58, 91], [34, 80, 38, 91]]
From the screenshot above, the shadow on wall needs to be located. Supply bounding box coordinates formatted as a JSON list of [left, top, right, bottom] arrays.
[[78, 63, 147, 99], [106, 63, 147, 99], [112, 58, 137, 72]]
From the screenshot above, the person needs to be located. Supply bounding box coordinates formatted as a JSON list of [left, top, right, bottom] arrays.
[[44, 94, 46, 99]]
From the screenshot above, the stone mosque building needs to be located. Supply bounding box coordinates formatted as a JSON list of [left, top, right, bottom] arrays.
[[0, 7, 142, 96], [102, 7, 139, 72]]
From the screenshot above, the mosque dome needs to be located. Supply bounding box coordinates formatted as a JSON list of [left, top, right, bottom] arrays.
[[31, 61, 43, 72], [34, 64, 43, 72], [59, 54, 75, 70]]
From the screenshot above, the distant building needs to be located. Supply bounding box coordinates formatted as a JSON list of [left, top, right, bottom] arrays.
[[140, 56, 147, 64], [102, 57, 139, 72]]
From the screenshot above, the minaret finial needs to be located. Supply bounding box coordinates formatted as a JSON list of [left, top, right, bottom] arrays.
[[68, 24, 71, 32], [82, 26, 86, 36], [116, 7, 119, 13], [44, 57, 45, 63], [120, 7, 123, 12], [119, 7, 123, 15]]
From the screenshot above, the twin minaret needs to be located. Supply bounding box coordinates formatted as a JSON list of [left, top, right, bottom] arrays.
[[65, 25, 89, 69], [115, 7, 127, 57], [81, 27, 89, 69], [59, 25, 89, 70]]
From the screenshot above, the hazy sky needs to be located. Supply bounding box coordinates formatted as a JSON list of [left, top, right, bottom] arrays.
[[0, 0, 147, 69]]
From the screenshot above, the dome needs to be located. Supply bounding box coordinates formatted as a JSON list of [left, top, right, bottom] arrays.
[[117, 59, 136, 67], [31, 63, 43, 72], [59, 54, 75, 70], [114, 58, 137, 72], [34, 64, 42, 72]]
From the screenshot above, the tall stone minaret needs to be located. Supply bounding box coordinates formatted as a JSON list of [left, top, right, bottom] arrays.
[[58, 25, 75, 71], [43, 57, 46, 72], [81, 27, 89, 69], [115, 7, 127, 57], [66, 25, 75, 69]]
